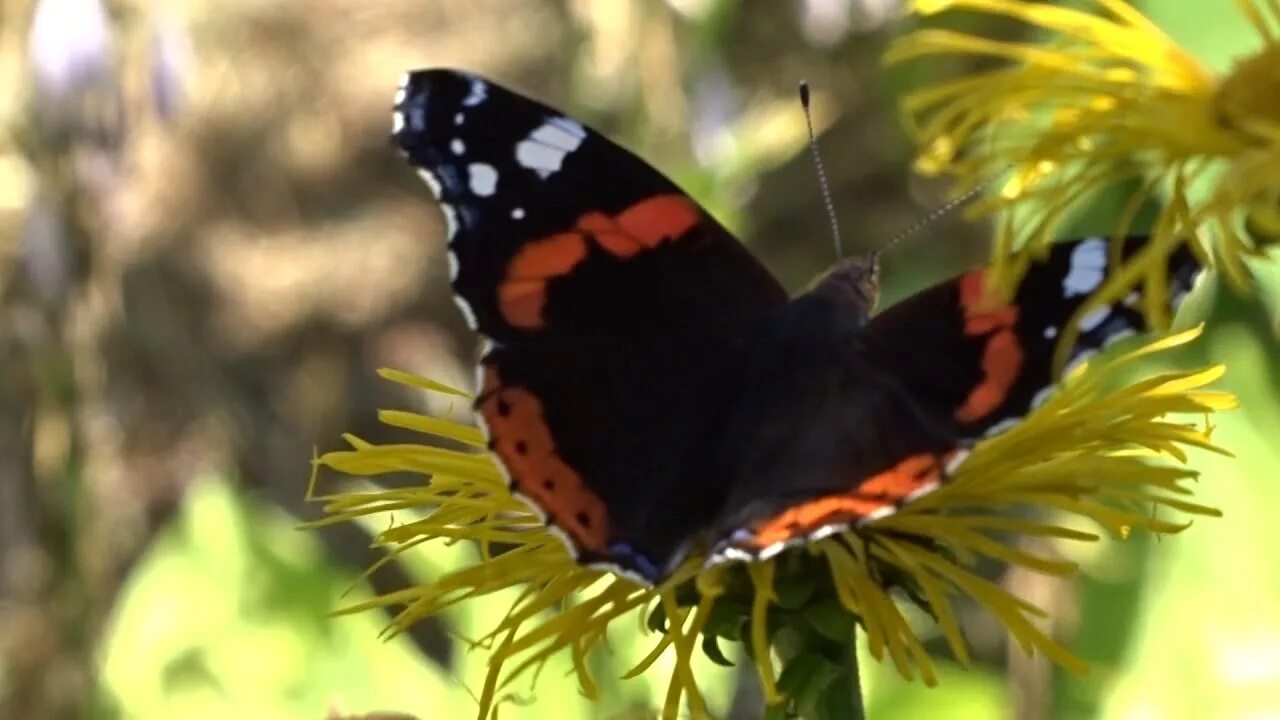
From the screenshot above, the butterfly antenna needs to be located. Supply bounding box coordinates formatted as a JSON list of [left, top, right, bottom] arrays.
[[873, 181, 991, 261], [799, 81, 843, 261]]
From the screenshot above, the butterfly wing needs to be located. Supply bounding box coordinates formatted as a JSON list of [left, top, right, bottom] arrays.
[[393, 69, 785, 343], [393, 69, 787, 581], [858, 236, 1203, 439], [710, 235, 1204, 562]]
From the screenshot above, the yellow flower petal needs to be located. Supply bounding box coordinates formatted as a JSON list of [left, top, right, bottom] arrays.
[[310, 328, 1232, 716], [889, 0, 1280, 306]]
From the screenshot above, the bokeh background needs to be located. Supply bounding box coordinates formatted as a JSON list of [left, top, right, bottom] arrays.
[[1, 0, 1278, 718]]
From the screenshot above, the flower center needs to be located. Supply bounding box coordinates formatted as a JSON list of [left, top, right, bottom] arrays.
[[1214, 42, 1280, 143]]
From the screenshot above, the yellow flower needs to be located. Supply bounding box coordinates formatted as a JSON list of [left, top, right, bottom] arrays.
[[887, 0, 1280, 360], [308, 327, 1233, 719]]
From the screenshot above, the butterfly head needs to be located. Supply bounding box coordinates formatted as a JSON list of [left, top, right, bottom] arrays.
[[812, 251, 880, 325]]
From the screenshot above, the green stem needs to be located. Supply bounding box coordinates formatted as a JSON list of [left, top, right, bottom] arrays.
[[815, 631, 865, 720], [767, 621, 866, 720]]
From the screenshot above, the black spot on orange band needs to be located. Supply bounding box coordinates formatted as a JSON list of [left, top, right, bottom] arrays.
[[479, 367, 610, 552]]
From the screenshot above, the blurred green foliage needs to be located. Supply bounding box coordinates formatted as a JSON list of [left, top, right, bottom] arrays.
[[97, 478, 742, 719], [97, 478, 458, 719]]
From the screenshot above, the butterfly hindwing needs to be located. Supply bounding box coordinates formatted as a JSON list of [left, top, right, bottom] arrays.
[[708, 236, 1203, 563], [859, 236, 1203, 440]]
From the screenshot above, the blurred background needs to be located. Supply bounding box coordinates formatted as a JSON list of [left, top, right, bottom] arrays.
[[0, 0, 1277, 718]]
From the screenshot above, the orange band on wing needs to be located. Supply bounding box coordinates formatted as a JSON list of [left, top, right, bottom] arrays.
[[615, 195, 700, 249], [497, 195, 701, 328], [955, 269, 1024, 423], [479, 367, 610, 553], [744, 452, 947, 550], [499, 233, 589, 329]]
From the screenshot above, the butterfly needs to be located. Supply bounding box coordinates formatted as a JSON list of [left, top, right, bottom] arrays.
[[391, 69, 1201, 585]]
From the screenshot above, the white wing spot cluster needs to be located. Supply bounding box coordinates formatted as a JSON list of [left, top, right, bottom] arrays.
[[1063, 238, 1108, 297], [450, 138, 465, 156], [516, 116, 587, 179], [463, 78, 488, 107], [468, 162, 499, 197], [391, 75, 410, 133]]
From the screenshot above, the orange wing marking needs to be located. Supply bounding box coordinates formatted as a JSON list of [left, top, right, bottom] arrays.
[[499, 232, 588, 329], [744, 452, 949, 550], [497, 194, 700, 328], [955, 270, 1024, 423], [478, 367, 610, 553]]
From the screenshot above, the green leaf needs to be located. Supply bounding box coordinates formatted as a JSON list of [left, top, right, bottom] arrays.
[[776, 651, 838, 718], [700, 633, 736, 668], [803, 599, 857, 645]]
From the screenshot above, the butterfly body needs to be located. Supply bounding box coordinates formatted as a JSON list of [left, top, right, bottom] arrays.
[[392, 69, 1202, 584]]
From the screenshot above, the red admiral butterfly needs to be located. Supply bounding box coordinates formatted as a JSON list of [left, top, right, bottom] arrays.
[[391, 69, 1201, 585]]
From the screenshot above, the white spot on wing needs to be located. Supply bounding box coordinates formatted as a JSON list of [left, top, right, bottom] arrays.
[[1031, 385, 1055, 409], [516, 116, 587, 179], [1063, 238, 1108, 297], [391, 111, 405, 134], [446, 250, 460, 281], [543, 524, 578, 559], [440, 203, 459, 242], [943, 449, 971, 475], [454, 112, 464, 126], [511, 207, 525, 220], [1078, 304, 1112, 333], [1043, 325, 1058, 339], [809, 524, 846, 542], [454, 293, 478, 329], [983, 417, 1023, 438], [710, 546, 754, 565], [450, 138, 465, 155], [394, 74, 410, 107], [463, 78, 487, 107], [757, 541, 790, 561], [416, 168, 442, 198], [1102, 327, 1137, 347], [1064, 349, 1097, 377], [860, 505, 897, 524], [468, 162, 498, 196], [406, 107, 426, 131], [903, 478, 940, 503], [589, 562, 650, 586]]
